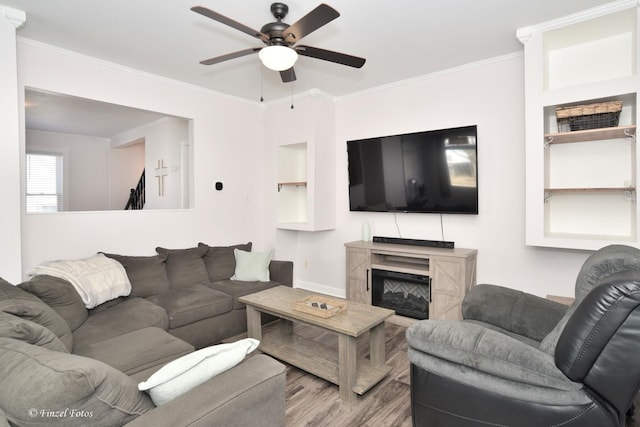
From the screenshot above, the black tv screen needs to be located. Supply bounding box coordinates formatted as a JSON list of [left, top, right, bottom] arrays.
[[347, 125, 478, 214]]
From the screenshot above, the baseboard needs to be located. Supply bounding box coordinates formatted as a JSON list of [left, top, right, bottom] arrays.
[[294, 280, 346, 299]]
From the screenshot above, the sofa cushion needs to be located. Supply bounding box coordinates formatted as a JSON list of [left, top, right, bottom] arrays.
[[146, 285, 234, 329], [0, 337, 154, 426], [208, 280, 281, 310], [102, 252, 171, 297], [0, 311, 68, 353], [138, 338, 259, 406], [74, 327, 194, 375], [199, 242, 252, 282], [231, 249, 273, 282], [72, 297, 169, 353], [156, 246, 209, 288], [91, 296, 125, 313], [19, 275, 88, 331], [0, 277, 73, 351]]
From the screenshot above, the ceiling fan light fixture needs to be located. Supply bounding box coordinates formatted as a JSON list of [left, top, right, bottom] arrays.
[[259, 45, 298, 71]]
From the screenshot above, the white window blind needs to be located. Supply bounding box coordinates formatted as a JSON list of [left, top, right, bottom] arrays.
[[26, 152, 63, 213]]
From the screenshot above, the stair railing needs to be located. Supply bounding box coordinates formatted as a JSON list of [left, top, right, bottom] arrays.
[[124, 169, 145, 210]]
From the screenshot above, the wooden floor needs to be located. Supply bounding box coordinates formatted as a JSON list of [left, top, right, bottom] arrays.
[[261, 320, 640, 427], [629, 398, 640, 427], [266, 321, 412, 427]]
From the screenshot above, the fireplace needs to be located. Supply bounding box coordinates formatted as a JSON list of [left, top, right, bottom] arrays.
[[371, 269, 430, 320]]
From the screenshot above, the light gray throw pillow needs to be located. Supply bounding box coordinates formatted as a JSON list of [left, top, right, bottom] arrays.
[[231, 249, 273, 282]]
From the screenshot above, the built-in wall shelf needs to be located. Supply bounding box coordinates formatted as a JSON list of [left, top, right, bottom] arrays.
[[276, 138, 335, 231], [276, 143, 309, 228], [520, 2, 640, 250], [545, 187, 637, 194], [277, 181, 307, 192], [545, 125, 636, 144]]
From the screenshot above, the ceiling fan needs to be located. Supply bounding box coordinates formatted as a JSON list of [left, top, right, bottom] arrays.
[[191, 3, 366, 83]]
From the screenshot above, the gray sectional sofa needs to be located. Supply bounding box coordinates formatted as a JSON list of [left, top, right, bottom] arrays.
[[0, 242, 292, 426]]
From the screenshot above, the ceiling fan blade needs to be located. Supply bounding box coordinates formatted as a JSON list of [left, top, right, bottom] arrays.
[[283, 4, 339, 43], [296, 45, 366, 68], [280, 67, 297, 83], [191, 6, 268, 42], [199, 47, 260, 65]]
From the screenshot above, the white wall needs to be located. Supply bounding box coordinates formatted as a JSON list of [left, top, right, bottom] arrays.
[[143, 117, 189, 210], [110, 141, 144, 210], [8, 35, 595, 298], [265, 55, 591, 299], [110, 117, 190, 210], [15, 40, 266, 277], [26, 129, 111, 211], [0, 11, 23, 283], [25, 122, 186, 211]]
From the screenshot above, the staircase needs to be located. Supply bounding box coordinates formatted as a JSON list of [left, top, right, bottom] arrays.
[[125, 169, 145, 210]]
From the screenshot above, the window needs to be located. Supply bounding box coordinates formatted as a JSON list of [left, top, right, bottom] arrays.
[[26, 152, 63, 213]]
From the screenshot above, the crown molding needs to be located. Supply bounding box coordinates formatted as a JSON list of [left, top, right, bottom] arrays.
[[517, 0, 639, 44], [0, 5, 26, 29]]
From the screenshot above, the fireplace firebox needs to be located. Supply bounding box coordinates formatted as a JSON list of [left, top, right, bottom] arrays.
[[371, 269, 430, 320]]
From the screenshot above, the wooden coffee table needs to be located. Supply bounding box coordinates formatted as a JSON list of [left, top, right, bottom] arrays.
[[239, 286, 394, 405]]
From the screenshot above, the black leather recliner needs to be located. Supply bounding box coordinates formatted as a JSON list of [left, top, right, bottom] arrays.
[[406, 244, 640, 426]]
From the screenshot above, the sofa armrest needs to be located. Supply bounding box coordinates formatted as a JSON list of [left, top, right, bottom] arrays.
[[0, 407, 8, 427], [269, 261, 293, 287], [406, 320, 584, 405], [462, 284, 568, 341], [125, 354, 286, 427]]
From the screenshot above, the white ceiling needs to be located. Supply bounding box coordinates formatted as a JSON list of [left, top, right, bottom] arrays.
[[7, 0, 615, 101], [7, 0, 615, 135]]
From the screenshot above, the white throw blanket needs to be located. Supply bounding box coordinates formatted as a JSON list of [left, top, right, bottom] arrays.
[[29, 253, 131, 309]]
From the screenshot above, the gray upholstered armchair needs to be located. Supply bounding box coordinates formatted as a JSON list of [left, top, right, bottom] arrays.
[[406, 244, 640, 427]]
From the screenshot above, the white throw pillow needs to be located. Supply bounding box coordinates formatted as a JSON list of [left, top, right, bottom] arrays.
[[138, 338, 259, 406], [231, 249, 273, 282]]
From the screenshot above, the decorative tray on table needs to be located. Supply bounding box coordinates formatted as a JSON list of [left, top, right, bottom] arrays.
[[292, 295, 347, 318]]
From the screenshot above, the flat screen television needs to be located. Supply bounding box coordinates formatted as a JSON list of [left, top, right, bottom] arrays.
[[347, 125, 478, 214]]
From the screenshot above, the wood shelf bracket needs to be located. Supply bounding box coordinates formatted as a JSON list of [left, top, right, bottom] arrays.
[[624, 127, 636, 141], [625, 189, 637, 202]]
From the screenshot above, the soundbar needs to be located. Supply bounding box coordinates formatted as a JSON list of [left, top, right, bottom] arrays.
[[372, 236, 455, 249]]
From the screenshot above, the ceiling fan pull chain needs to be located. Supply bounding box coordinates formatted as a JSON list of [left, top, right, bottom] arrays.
[[290, 84, 294, 109], [260, 59, 265, 102]]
